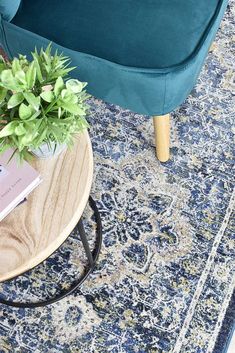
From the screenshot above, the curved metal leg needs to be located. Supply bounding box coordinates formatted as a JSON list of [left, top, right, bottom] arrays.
[[0, 197, 102, 308], [78, 219, 94, 267]]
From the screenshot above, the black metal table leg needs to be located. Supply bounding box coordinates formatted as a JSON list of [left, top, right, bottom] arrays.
[[0, 197, 102, 308], [78, 219, 94, 267]]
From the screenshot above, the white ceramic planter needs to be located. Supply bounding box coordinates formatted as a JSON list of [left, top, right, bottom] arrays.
[[31, 142, 67, 159]]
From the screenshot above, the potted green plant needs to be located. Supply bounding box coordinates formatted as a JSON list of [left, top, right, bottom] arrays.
[[0, 44, 89, 161]]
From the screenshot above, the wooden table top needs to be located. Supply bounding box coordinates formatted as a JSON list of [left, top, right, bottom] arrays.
[[0, 131, 93, 282]]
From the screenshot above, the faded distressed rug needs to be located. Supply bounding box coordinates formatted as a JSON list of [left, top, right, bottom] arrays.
[[0, 2, 234, 353]]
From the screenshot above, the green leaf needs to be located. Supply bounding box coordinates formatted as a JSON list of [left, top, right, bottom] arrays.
[[15, 70, 26, 85], [32, 54, 43, 83], [60, 102, 85, 115], [50, 67, 75, 79], [54, 76, 64, 96], [1, 69, 12, 80], [25, 110, 41, 121], [19, 103, 33, 120], [15, 123, 26, 136], [20, 133, 34, 146], [26, 62, 36, 89], [0, 121, 18, 137], [7, 93, 24, 109], [0, 63, 7, 74], [11, 59, 21, 75], [40, 91, 54, 103], [23, 92, 40, 111], [0, 87, 7, 103], [60, 89, 78, 104], [0, 69, 17, 90], [43, 63, 51, 74], [66, 79, 86, 93], [48, 117, 71, 124], [33, 125, 48, 145], [0, 142, 11, 154], [49, 126, 62, 142], [42, 52, 51, 67], [45, 43, 52, 56], [58, 107, 62, 118]]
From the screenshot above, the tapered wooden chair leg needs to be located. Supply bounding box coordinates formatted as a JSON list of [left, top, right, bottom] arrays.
[[153, 114, 170, 162]]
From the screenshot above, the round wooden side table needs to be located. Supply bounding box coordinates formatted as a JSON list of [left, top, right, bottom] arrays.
[[0, 131, 102, 308]]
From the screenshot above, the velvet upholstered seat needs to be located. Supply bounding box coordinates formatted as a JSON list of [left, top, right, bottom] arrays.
[[0, 0, 228, 161]]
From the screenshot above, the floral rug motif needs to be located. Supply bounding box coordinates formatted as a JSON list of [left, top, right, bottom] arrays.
[[0, 2, 235, 353]]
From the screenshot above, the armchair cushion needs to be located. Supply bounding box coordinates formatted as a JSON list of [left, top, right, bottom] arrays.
[[12, 0, 221, 69], [0, 0, 228, 115]]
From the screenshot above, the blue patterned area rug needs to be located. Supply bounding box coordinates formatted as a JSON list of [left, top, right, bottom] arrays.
[[0, 3, 235, 353]]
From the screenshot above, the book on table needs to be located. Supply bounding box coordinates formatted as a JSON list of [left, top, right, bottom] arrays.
[[0, 149, 42, 222]]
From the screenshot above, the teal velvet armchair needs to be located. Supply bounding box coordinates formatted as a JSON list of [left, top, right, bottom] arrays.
[[0, 0, 228, 161]]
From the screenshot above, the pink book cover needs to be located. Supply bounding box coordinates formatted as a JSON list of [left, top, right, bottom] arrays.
[[0, 149, 41, 217]]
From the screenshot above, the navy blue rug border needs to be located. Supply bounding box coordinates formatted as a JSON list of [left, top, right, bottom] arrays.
[[213, 290, 235, 353]]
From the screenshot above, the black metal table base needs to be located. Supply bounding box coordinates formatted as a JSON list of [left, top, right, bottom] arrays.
[[0, 197, 102, 308]]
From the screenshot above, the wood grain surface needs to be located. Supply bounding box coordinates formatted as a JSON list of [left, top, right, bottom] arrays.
[[0, 131, 93, 282]]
